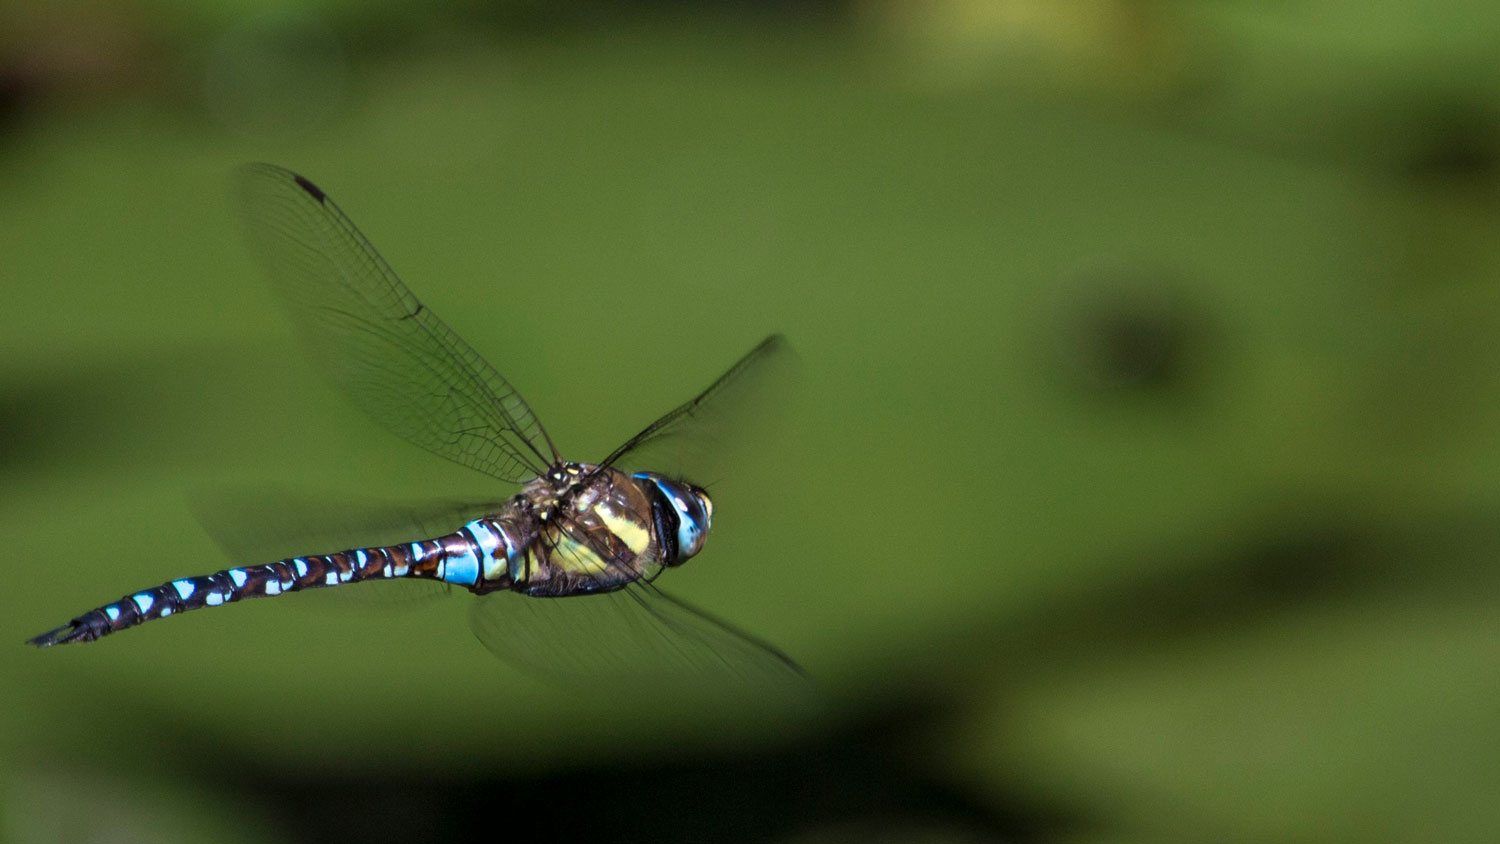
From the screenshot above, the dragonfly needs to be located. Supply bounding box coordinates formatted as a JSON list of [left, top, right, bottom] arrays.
[[28, 163, 802, 693]]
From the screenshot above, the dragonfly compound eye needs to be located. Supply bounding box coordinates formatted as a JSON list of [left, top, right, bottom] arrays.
[[666, 483, 711, 560], [633, 473, 712, 563]]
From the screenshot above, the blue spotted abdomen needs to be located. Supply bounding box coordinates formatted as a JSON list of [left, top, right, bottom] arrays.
[[26, 517, 522, 647]]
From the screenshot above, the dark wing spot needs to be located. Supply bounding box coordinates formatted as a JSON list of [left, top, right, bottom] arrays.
[[292, 174, 327, 202]]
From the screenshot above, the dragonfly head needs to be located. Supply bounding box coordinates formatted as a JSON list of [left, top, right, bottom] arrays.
[[633, 473, 713, 565]]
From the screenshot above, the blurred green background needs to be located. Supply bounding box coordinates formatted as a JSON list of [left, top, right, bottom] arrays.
[[5, 0, 1500, 841]]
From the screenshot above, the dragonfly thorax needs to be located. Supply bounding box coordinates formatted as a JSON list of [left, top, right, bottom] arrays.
[[521, 463, 714, 570]]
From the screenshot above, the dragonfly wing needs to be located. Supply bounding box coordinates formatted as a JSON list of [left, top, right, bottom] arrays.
[[480, 346, 809, 701], [189, 485, 503, 605], [471, 512, 807, 698], [468, 581, 810, 704], [236, 163, 556, 483], [189, 484, 503, 561], [595, 333, 797, 482]]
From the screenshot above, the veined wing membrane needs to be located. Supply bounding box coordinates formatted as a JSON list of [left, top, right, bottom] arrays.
[[596, 333, 796, 482], [470, 515, 810, 704], [469, 583, 809, 705], [189, 485, 505, 607], [237, 163, 554, 483], [188, 484, 503, 563]]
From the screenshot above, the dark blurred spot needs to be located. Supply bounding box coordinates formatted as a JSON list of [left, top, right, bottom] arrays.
[[0, 346, 272, 484], [0, 381, 49, 472], [0, 363, 138, 477], [969, 497, 1500, 684], [0, 2, 161, 139], [1010, 519, 1364, 662], [1401, 100, 1500, 187], [163, 701, 1074, 844], [0, 65, 29, 137], [1086, 518, 1369, 643], [1225, 523, 1363, 602], [453, 0, 846, 30], [1051, 264, 1213, 399]]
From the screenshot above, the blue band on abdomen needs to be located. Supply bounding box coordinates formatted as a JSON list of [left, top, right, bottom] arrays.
[[442, 530, 481, 586], [465, 520, 511, 582]]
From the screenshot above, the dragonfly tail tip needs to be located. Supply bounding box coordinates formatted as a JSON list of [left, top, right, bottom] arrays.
[[26, 618, 101, 648], [26, 625, 72, 648]]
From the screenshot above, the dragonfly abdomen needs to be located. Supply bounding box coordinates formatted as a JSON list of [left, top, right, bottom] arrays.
[[25, 525, 516, 647]]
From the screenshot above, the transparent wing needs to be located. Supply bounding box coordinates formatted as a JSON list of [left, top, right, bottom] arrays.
[[469, 512, 807, 700], [189, 485, 504, 605], [468, 580, 810, 705], [596, 334, 796, 482], [236, 163, 556, 483], [189, 484, 504, 561], [475, 335, 808, 702]]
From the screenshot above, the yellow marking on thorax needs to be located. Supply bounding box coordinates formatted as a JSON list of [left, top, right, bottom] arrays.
[[596, 502, 650, 556], [548, 529, 611, 577]]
